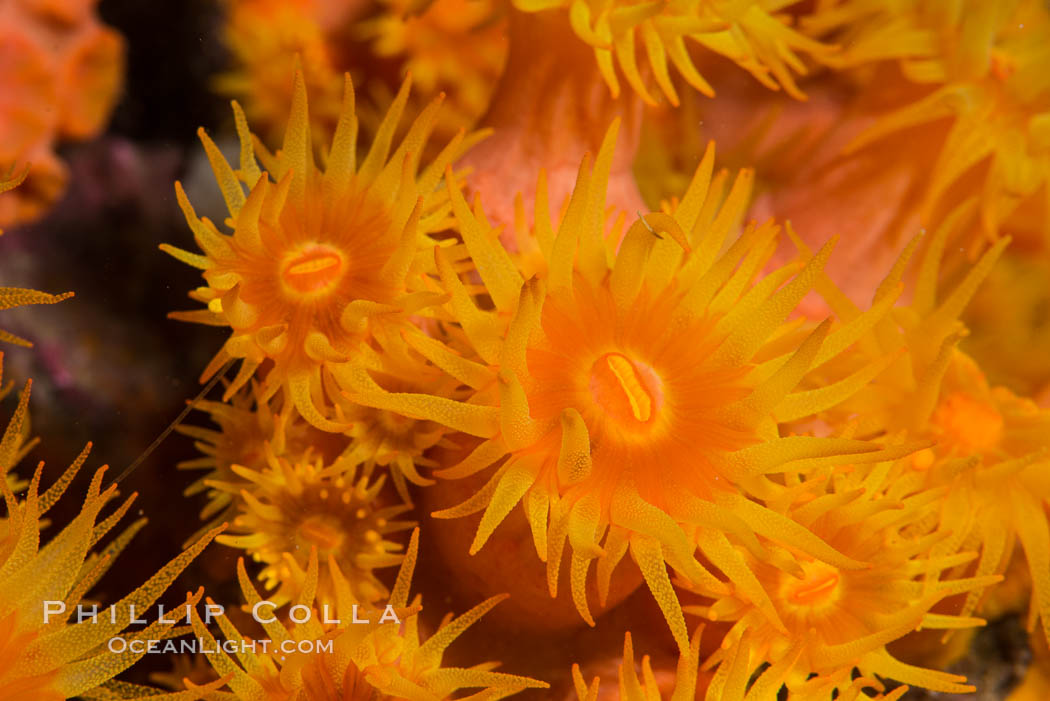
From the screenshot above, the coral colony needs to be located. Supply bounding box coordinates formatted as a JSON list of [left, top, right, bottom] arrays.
[[2, 0, 1050, 699]]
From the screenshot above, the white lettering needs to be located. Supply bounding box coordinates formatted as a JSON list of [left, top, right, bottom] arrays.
[[157, 604, 177, 624], [43, 601, 66, 624], [379, 605, 400, 624], [129, 605, 147, 625], [204, 603, 225, 624], [76, 604, 98, 624], [253, 601, 277, 624], [289, 604, 311, 624]]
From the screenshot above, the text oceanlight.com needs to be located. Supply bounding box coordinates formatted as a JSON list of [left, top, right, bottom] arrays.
[[107, 637, 335, 656]]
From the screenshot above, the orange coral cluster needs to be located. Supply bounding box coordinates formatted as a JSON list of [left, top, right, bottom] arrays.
[[153, 0, 1050, 692], [0, 0, 124, 229], [5, 0, 1050, 698], [811, 0, 1050, 252]]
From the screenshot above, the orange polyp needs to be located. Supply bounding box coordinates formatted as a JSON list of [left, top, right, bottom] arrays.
[[280, 244, 346, 296], [589, 352, 663, 426]]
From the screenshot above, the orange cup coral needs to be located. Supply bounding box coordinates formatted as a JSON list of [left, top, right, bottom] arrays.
[[356, 0, 508, 138], [336, 126, 920, 654], [176, 385, 349, 542], [693, 470, 998, 699], [512, 0, 834, 105], [164, 69, 481, 432], [188, 528, 549, 699], [809, 0, 1050, 252], [214, 445, 414, 609], [792, 204, 1050, 648]]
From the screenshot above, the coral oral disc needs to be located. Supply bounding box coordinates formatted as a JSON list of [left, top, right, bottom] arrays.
[[298, 514, 346, 553], [589, 352, 663, 427], [281, 243, 347, 297], [785, 562, 842, 608]]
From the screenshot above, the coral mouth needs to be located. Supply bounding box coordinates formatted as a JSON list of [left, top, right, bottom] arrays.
[[782, 561, 842, 609], [588, 352, 664, 427], [281, 244, 347, 297], [298, 514, 347, 553]]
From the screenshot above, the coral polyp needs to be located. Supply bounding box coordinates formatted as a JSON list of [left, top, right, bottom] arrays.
[[512, 0, 833, 105], [218, 0, 506, 149], [214, 446, 413, 607], [813, 0, 1050, 249], [787, 209, 1050, 657], [164, 68, 476, 431], [0, 374, 225, 699], [176, 385, 347, 539], [190, 529, 548, 699], [694, 473, 998, 699], [923, 358, 1050, 638], [338, 129, 914, 652]]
